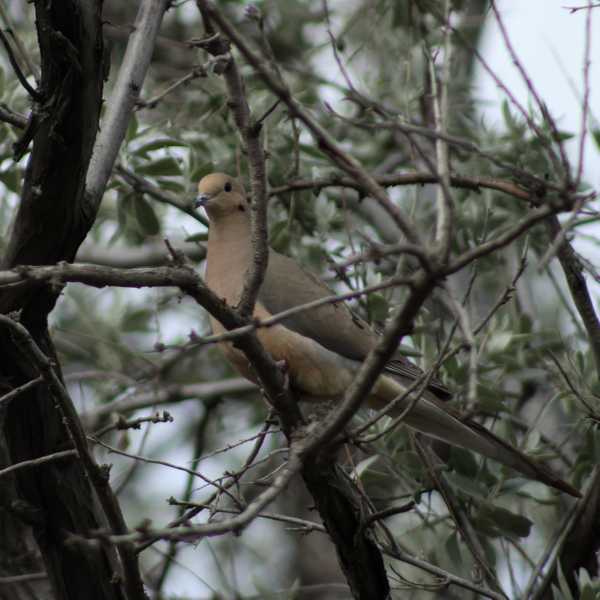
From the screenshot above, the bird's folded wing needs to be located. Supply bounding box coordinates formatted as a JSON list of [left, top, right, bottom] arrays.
[[260, 250, 451, 398]]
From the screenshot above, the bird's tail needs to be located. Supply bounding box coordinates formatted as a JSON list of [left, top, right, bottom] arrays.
[[370, 379, 580, 498]]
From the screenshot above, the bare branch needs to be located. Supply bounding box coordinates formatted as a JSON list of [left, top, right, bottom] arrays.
[[0, 375, 43, 405], [381, 545, 507, 600], [116, 164, 208, 225], [0, 102, 27, 128], [196, 6, 269, 319], [0, 28, 42, 100], [429, 6, 454, 260], [70, 451, 303, 545], [547, 215, 600, 374], [82, 378, 255, 429], [86, 0, 171, 213], [575, 0, 593, 187], [0, 449, 77, 479], [75, 239, 206, 268]]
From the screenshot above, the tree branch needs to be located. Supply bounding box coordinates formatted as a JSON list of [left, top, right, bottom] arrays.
[[85, 0, 171, 215]]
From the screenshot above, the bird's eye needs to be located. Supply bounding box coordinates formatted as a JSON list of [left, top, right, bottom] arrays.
[[224, 182, 232, 192]]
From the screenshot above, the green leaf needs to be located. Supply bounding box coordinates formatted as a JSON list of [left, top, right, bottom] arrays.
[[554, 131, 574, 142], [185, 231, 208, 242], [300, 143, 327, 160], [155, 177, 185, 192], [368, 293, 389, 322], [0, 168, 20, 194], [449, 447, 480, 477], [591, 129, 600, 150], [133, 195, 161, 235], [126, 113, 138, 142], [445, 471, 488, 500], [476, 501, 533, 538], [137, 157, 182, 177], [352, 455, 380, 480], [445, 531, 462, 570], [190, 162, 215, 182], [270, 220, 291, 252], [556, 562, 575, 600], [134, 138, 187, 157], [121, 309, 153, 332], [577, 568, 596, 600]]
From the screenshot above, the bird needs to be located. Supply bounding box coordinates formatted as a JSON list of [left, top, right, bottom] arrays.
[[195, 172, 580, 498]]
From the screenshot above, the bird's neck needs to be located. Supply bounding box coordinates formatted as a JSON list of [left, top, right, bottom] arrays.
[[206, 214, 254, 304]]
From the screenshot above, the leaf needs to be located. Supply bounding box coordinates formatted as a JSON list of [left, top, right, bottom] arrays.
[[577, 568, 596, 600], [126, 113, 138, 142], [137, 157, 182, 177], [121, 309, 153, 332], [270, 220, 291, 252], [445, 471, 488, 500], [190, 162, 215, 182], [449, 447, 480, 477], [352, 455, 380, 480], [134, 138, 187, 157], [185, 232, 208, 243], [133, 195, 160, 235], [300, 143, 327, 160], [475, 501, 533, 538], [591, 129, 600, 150], [0, 169, 20, 194], [488, 331, 512, 353], [556, 562, 575, 600], [445, 531, 462, 570], [155, 177, 185, 192], [368, 293, 389, 322]]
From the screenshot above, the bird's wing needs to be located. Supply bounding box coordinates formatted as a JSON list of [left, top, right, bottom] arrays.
[[260, 251, 452, 399], [259, 251, 377, 361]]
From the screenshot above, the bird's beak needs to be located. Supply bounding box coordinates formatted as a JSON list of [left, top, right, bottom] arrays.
[[194, 193, 210, 209]]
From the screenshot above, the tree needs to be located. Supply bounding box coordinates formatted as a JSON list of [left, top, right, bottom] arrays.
[[0, 1, 598, 599]]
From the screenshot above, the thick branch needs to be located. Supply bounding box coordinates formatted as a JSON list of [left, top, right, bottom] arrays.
[[85, 0, 171, 215]]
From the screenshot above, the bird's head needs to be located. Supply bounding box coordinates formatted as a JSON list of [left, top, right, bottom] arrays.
[[195, 173, 248, 220]]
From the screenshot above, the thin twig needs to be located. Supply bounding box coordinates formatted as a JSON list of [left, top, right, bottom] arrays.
[[575, 0, 593, 187], [0, 449, 77, 479], [0, 572, 47, 585], [91, 435, 243, 508], [116, 164, 208, 226], [429, 6, 454, 261], [69, 451, 303, 545], [0, 102, 28, 128], [489, 1, 571, 186], [0, 28, 42, 100], [381, 545, 506, 600], [0, 375, 43, 405], [0, 3, 39, 80]]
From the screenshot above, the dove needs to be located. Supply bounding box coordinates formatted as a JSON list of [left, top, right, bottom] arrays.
[[196, 172, 579, 497]]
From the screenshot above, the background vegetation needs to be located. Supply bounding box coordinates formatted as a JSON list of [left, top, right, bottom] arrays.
[[0, 1, 599, 599]]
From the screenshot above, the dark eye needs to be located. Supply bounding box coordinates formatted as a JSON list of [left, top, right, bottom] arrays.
[[224, 182, 232, 192]]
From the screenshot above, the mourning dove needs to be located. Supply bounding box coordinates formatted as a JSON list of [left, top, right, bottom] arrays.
[[196, 173, 579, 497]]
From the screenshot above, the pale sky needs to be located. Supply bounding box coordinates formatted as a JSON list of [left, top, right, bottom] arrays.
[[476, 0, 600, 186]]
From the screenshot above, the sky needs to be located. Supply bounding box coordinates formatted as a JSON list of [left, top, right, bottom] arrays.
[[476, 1, 600, 187]]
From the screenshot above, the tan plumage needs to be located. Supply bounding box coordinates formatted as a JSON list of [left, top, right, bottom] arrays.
[[197, 172, 580, 498]]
